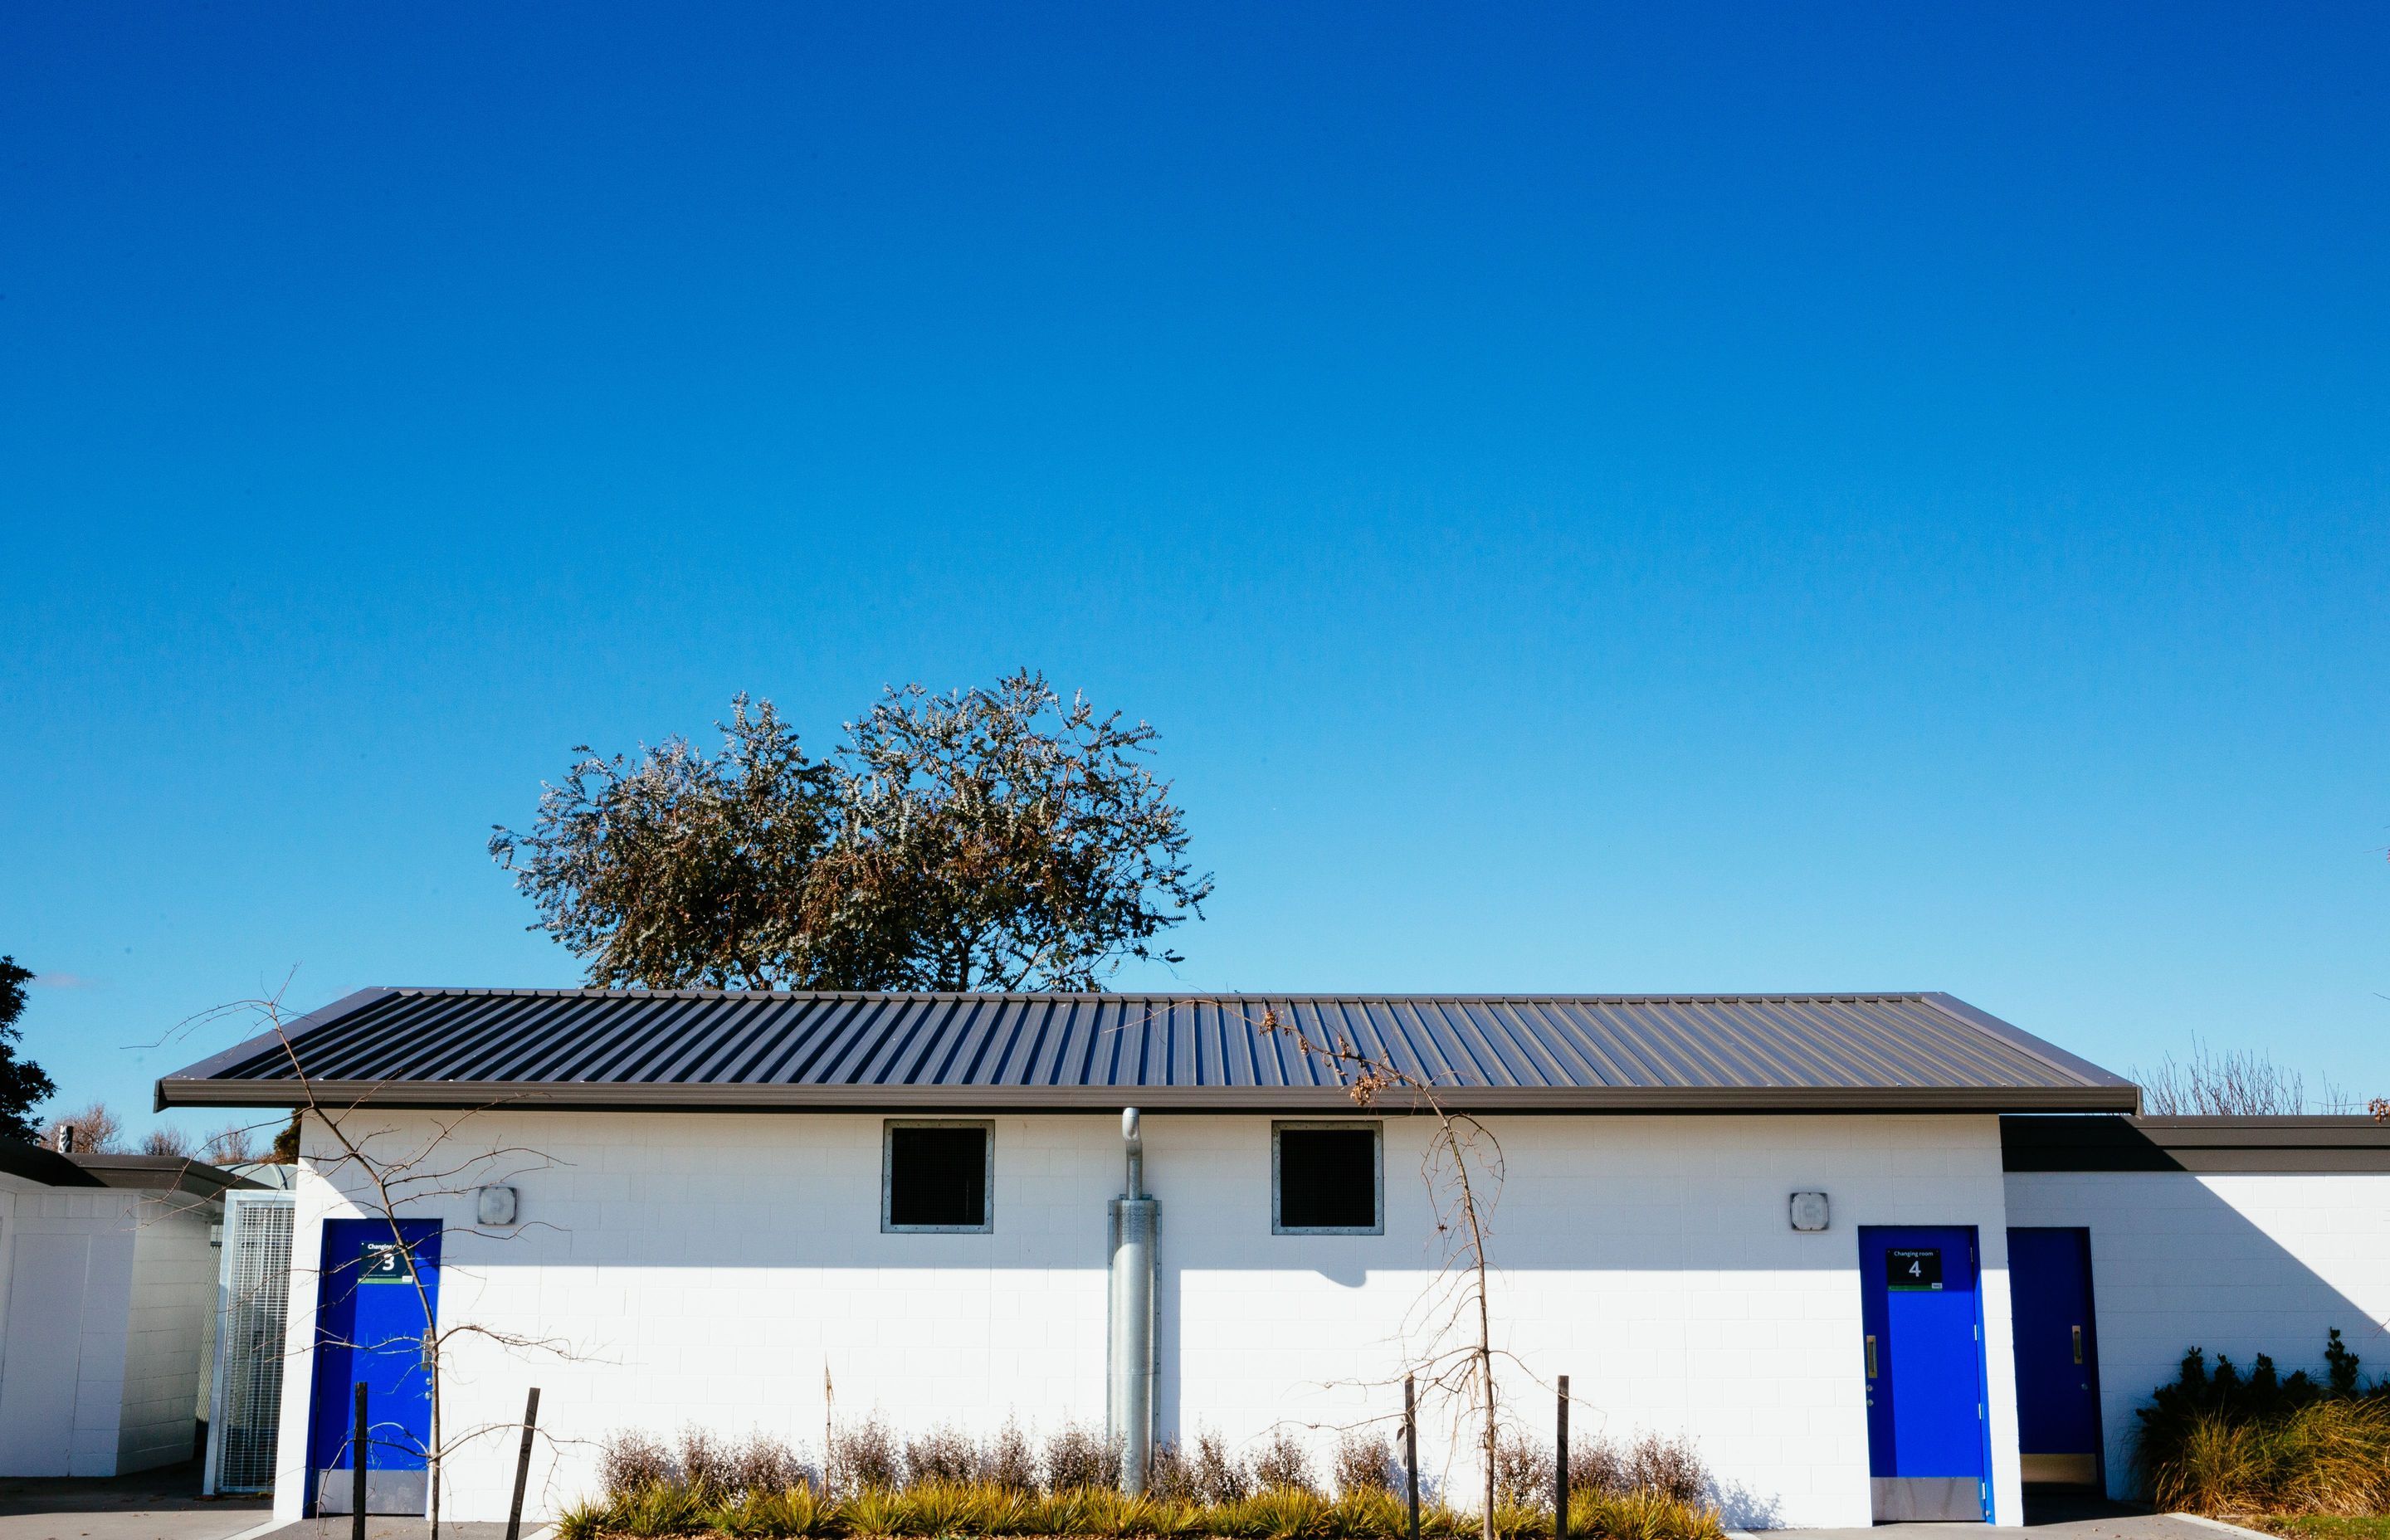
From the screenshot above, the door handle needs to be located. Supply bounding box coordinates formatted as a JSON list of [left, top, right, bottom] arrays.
[[2072, 1325, 2084, 1365], [1866, 1333, 1878, 1378]]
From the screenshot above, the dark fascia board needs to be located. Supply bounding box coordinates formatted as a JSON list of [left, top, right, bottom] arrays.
[[152, 987, 396, 1112], [2004, 1114, 2390, 1173], [157, 1077, 2139, 1115]]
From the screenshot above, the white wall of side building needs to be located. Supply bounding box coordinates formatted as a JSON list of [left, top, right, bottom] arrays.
[[0, 1174, 216, 1478], [272, 1109, 2028, 1530], [2004, 1169, 2390, 1502], [119, 1198, 221, 1471]]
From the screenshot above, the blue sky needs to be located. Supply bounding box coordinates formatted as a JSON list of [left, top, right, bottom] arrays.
[[3, 3, 2384, 1142]]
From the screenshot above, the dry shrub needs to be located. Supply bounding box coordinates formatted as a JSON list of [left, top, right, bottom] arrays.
[[904, 1424, 983, 1486], [1043, 1421, 1117, 1492], [1622, 1434, 1706, 1507], [677, 1427, 732, 1496], [1492, 1430, 1554, 1505], [1148, 1437, 1198, 1503], [828, 1413, 904, 1494], [1565, 1431, 1708, 1505], [601, 1430, 676, 1497], [1250, 1430, 1317, 1495], [1333, 1431, 1397, 1497], [985, 1421, 1038, 1494], [724, 1430, 810, 1497], [1567, 1436, 1626, 1499], [1193, 1430, 1251, 1504]]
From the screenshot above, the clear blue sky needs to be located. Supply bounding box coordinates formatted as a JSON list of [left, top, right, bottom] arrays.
[[4, 3, 2385, 1143]]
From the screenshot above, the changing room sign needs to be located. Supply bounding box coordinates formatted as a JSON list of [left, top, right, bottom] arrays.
[[1886, 1247, 1944, 1291]]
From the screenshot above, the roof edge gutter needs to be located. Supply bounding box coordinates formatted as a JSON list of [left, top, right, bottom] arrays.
[[154, 1078, 2142, 1115]]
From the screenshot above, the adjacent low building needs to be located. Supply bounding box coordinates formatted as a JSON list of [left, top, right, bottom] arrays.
[[0, 1140, 261, 1477], [2001, 1114, 2390, 1501]]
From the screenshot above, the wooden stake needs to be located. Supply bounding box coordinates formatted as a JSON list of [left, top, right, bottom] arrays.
[[505, 1388, 541, 1540], [1405, 1373, 1421, 1540], [1555, 1376, 1570, 1540], [352, 1381, 368, 1540]]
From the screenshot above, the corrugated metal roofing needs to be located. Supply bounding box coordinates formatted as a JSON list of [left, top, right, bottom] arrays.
[[156, 988, 2136, 1113]]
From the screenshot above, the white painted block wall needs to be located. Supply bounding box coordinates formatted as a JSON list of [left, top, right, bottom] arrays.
[[0, 1182, 135, 1475], [2005, 1170, 2390, 1501], [273, 1111, 2027, 1530], [119, 1201, 220, 1471]]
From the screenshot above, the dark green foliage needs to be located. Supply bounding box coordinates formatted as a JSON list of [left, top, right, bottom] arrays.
[[0, 956, 56, 1143], [2328, 1332, 2362, 1397], [269, 1110, 302, 1163], [2136, 1331, 2390, 1513]]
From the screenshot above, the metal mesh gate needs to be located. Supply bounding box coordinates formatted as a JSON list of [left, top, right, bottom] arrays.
[[208, 1190, 295, 1494]]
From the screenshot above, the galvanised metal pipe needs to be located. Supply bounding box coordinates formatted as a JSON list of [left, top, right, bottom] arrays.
[[1109, 1109, 1157, 1494]]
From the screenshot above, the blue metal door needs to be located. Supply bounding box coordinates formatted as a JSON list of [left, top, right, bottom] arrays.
[[1859, 1226, 1991, 1522], [2008, 1227, 2102, 1486], [308, 1219, 441, 1515]]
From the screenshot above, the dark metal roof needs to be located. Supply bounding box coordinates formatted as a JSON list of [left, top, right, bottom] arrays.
[[0, 1138, 106, 1187], [70, 1153, 269, 1200], [157, 987, 2135, 1114], [2003, 1114, 2390, 1172], [0, 1142, 261, 1197]]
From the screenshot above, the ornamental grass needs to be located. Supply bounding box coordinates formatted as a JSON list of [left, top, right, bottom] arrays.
[[2136, 1332, 2390, 1516], [558, 1479, 1723, 1540]]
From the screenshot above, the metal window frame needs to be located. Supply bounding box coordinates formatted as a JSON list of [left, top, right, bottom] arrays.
[[1271, 1119, 1383, 1235], [880, 1118, 995, 1234]]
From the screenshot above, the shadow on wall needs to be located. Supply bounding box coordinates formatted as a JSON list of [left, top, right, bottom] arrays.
[[1705, 1477, 1783, 1530], [2005, 1166, 2390, 1503]]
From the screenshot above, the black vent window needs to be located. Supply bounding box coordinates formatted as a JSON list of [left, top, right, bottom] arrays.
[[885, 1124, 990, 1231], [1275, 1125, 1380, 1232]]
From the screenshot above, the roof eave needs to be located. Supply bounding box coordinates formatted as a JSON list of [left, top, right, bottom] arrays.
[[154, 1077, 2139, 1115]]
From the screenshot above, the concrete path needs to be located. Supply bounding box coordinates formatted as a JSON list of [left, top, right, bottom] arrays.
[[0, 1462, 550, 1540], [1737, 1505, 2273, 1540], [238, 1525, 533, 1540], [0, 1460, 266, 1540]]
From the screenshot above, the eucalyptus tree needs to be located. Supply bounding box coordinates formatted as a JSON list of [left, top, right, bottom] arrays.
[[492, 671, 1209, 992]]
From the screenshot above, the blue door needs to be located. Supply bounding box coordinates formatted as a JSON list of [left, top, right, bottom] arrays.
[[2009, 1227, 2102, 1488], [1859, 1226, 1991, 1522], [308, 1219, 441, 1516]]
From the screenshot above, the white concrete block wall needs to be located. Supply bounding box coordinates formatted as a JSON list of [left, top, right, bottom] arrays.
[[2006, 1171, 2390, 1501], [117, 1198, 218, 1472], [274, 1110, 2025, 1529], [0, 1186, 141, 1476]]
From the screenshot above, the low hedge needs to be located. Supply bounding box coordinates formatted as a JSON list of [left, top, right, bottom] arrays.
[[556, 1479, 1724, 1540]]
